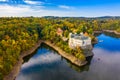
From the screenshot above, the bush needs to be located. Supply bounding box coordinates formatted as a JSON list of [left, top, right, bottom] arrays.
[[116, 28, 120, 33], [0, 72, 3, 80], [78, 54, 86, 61]]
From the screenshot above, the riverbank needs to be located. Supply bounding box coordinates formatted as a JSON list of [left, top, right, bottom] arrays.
[[43, 41, 88, 66], [4, 40, 42, 80], [94, 30, 120, 35], [4, 40, 93, 80], [94, 31, 103, 33], [103, 30, 120, 35]]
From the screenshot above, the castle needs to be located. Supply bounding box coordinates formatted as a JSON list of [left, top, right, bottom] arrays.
[[69, 33, 92, 49]]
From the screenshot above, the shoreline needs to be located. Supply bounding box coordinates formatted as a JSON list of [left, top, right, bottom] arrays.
[[94, 30, 103, 33], [4, 40, 93, 80], [103, 30, 120, 35], [43, 41, 88, 66], [4, 40, 42, 80], [94, 30, 120, 35]]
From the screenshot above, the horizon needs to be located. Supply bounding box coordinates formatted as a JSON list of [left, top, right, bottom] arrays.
[[0, 0, 120, 17], [0, 16, 120, 18]]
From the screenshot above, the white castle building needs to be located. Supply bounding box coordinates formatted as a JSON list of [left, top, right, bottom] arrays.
[[69, 33, 92, 49]]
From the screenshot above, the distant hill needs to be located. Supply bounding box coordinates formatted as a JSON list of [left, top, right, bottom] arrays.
[[43, 16, 120, 20], [95, 16, 120, 19]]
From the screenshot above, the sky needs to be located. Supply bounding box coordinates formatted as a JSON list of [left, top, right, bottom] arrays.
[[0, 0, 120, 17]]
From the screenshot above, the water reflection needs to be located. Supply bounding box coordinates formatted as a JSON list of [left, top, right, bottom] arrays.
[[95, 34, 120, 51], [23, 44, 59, 63], [91, 48, 120, 80], [66, 56, 93, 72], [23, 43, 92, 73], [16, 43, 92, 80], [16, 34, 120, 80], [104, 32, 120, 38], [94, 32, 120, 38]]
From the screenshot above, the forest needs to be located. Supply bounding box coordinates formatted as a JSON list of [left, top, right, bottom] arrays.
[[0, 17, 120, 80]]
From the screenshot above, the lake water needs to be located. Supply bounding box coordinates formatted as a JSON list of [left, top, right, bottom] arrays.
[[16, 33, 120, 80]]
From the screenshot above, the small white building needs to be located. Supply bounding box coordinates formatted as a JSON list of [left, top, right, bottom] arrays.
[[69, 33, 92, 49]]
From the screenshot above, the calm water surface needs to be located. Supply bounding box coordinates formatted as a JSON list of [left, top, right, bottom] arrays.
[[16, 33, 120, 80]]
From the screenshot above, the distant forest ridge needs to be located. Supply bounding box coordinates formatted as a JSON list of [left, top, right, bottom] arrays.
[[43, 16, 120, 19], [0, 16, 120, 19]]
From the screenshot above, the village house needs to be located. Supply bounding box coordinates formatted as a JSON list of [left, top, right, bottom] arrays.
[[56, 28, 68, 41], [69, 33, 92, 49], [56, 28, 63, 36]]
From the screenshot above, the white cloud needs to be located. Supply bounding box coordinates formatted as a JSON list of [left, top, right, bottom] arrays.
[[24, 0, 43, 5], [58, 5, 73, 9], [22, 52, 61, 69], [0, 4, 79, 17], [0, 5, 31, 13], [2, 4, 118, 17], [0, 0, 8, 2]]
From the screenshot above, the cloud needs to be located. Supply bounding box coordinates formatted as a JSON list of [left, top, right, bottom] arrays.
[[0, 0, 8, 2], [93, 48, 120, 64], [0, 4, 31, 13], [2, 3, 118, 17], [22, 52, 61, 69], [58, 5, 73, 9], [24, 0, 43, 5], [0, 4, 79, 17]]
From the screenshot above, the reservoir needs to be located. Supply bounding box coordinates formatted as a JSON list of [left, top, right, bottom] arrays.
[[16, 33, 120, 80]]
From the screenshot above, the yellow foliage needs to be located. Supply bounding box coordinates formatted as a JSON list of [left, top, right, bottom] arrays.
[[79, 54, 86, 61]]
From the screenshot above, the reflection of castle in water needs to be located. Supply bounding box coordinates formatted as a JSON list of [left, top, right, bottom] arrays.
[[62, 55, 93, 72]]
